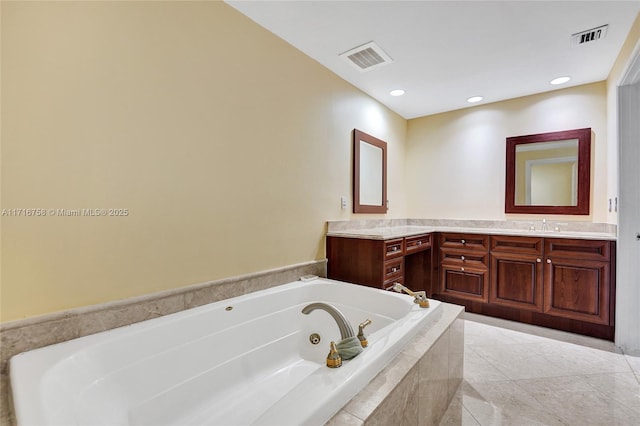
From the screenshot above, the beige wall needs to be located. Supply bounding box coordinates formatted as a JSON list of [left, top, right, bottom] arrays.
[[405, 82, 608, 222], [0, 1, 407, 321], [2, 1, 631, 323]]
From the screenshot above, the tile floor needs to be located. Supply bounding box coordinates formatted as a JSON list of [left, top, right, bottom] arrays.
[[440, 313, 640, 425]]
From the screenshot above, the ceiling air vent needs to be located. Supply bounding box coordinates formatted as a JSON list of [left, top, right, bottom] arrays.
[[572, 24, 608, 46], [339, 41, 393, 72]]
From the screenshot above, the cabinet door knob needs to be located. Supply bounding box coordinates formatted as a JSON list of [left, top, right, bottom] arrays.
[[461, 256, 465, 261], [546, 258, 552, 264], [536, 258, 541, 263], [418, 241, 422, 245], [461, 239, 466, 245], [461, 267, 465, 272]]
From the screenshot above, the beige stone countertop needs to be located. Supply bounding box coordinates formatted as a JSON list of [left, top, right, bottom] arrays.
[[326, 225, 616, 241]]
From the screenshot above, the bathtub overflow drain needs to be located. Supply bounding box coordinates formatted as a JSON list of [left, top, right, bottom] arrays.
[[309, 333, 321, 345]]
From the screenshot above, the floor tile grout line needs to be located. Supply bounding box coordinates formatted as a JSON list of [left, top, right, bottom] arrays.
[[507, 378, 574, 426], [463, 315, 620, 354], [580, 371, 640, 414], [463, 345, 513, 382], [458, 378, 572, 426], [459, 318, 640, 426], [459, 392, 484, 426], [466, 344, 634, 382], [623, 356, 640, 385]]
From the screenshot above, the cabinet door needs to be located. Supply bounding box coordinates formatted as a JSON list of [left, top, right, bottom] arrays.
[[327, 237, 386, 287], [490, 252, 543, 311], [544, 257, 610, 325], [440, 264, 489, 302]]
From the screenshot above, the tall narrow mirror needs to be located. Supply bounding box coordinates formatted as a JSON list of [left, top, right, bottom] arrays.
[[505, 128, 591, 215], [353, 129, 387, 213]]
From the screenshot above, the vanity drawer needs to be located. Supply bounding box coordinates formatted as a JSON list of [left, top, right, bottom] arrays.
[[405, 234, 431, 254], [545, 238, 611, 261], [385, 238, 405, 260], [440, 233, 489, 251], [490, 235, 543, 255], [440, 248, 488, 268], [383, 257, 404, 281]]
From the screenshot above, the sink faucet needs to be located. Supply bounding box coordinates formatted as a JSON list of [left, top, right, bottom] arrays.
[[542, 218, 548, 232], [301, 302, 355, 339], [390, 283, 430, 308]]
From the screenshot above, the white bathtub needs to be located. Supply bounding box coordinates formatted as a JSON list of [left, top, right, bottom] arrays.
[[10, 278, 442, 426]]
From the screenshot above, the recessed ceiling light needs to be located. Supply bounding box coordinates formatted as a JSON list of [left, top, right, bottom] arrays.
[[550, 76, 571, 85], [467, 96, 483, 103], [390, 89, 405, 96]]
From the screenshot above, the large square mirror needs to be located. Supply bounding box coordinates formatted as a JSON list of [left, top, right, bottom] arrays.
[[353, 129, 387, 214], [505, 128, 591, 215]]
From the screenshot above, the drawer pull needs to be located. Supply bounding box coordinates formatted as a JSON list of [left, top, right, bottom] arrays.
[[461, 256, 465, 261], [418, 241, 422, 246], [461, 267, 465, 272], [461, 239, 466, 245]]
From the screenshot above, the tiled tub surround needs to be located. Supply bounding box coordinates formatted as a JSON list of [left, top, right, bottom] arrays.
[[0, 260, 326, 426], [327, 304, 464, 426], [327, 218, 617, 240]]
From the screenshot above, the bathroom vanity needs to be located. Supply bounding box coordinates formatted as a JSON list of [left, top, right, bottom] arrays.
[[326, 223, 616, 340], [326, 232, 432, 293]]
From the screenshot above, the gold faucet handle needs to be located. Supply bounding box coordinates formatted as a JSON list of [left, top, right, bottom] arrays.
[[414, 291, 430, 308], [357, 319, 372, 347], [326, 341, 342, 368]]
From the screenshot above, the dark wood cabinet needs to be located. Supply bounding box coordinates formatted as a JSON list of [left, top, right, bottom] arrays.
[[439, 233, 489, 302], [327, 234, 431, 292], [543, 238, 612, 326], [434, 233, 615, 340], [440, 264, 489, 302], [490, 236, 544, 312], [327, 230, 615, 340]]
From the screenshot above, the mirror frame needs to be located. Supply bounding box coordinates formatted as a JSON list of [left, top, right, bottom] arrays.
[[353, 129, 388, 214], [505, 128, 591, 215]]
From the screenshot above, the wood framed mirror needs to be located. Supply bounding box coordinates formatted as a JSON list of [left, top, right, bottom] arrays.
[[505, 128, 591, 215], [353, 129, 388, 214]]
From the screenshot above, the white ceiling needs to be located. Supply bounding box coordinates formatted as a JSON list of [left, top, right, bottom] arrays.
[[226, 1, 640, 119]]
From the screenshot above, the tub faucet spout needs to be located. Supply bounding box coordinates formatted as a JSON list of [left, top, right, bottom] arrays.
[[301, 302, 355, 340], [390, 283, 430, 308]]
